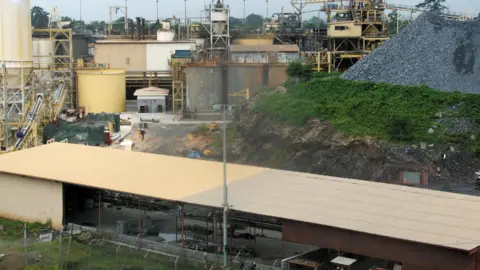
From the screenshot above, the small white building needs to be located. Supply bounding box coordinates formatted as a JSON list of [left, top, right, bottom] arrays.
[[133, 87, 169, 113]]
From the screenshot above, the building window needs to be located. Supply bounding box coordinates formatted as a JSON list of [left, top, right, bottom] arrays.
[[334, 26, 348, 31], [126, 57, 130, 65]]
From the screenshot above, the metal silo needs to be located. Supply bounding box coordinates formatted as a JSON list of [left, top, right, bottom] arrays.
[[0, 0, 33, 72], [0, 0, 33, 119]]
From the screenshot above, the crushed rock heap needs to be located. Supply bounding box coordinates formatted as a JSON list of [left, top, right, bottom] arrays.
[[341, 13, 480, 93]]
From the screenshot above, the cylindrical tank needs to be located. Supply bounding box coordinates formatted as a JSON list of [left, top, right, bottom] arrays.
[[0, 0, 33, 87], [156, 29, 175, 41], [211, 11, 228, 22], [77, 69, 126, 113], [32, 38, 53, 69]]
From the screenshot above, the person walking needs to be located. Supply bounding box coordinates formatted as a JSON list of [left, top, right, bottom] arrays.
[[140, 129, 146, 141]]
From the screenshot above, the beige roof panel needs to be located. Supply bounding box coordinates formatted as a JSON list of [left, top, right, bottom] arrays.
[[0, 143, 479, 252]]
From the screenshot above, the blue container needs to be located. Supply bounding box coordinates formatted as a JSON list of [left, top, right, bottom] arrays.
[[173, 50, 192, 58]]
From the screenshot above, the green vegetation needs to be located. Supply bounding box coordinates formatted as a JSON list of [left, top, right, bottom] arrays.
[[286, 61, 314, 81], [0, 218, 50, 240], [254, 75, 480, 151], [19, 239, 192, 270]]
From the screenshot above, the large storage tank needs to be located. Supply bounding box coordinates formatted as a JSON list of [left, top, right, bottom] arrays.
[[0, 0, 33, 86], [32, 38, 53, 68], [77, 69, 126, 113]]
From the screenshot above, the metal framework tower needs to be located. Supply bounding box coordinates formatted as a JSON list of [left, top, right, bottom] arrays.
[[203, 0, 231, 60], [108, 1, 129, 35]]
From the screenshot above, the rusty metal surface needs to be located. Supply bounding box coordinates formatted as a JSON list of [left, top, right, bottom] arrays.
[[185, 66, 223, 111], [283, 221, 478, 270]]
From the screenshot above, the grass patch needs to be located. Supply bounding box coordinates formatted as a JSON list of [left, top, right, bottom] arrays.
[[254, 76, 480, 150], [211, 127, 236, 148], [6, 239, 202, 270], [0, 218, 50, 240]]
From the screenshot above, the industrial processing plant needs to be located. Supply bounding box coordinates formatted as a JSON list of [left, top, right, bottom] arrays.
[[1, 0, 480, 269], [0, 0, 475, 150]]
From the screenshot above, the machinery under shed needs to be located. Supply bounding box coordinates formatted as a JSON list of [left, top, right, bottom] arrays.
[[1, 143, 480, 269]]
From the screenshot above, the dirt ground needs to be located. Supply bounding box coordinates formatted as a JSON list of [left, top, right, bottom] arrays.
[[113, 123, 201, 156]]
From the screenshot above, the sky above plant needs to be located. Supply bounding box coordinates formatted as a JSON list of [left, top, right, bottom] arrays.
[[31, 0, 478, 22]]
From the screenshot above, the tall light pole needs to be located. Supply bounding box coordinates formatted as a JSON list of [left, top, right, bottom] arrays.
[[184, 0, 188, 40], [80, 0, 82, 32], [222, 105, 228, 268], [156, 0, 159, 20], [266, 0, 269, 19], [243, 0, 246, 24]]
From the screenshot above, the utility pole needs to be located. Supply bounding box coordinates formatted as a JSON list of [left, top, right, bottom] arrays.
[[266, 0, 269, 19], [222, 105, 228, 268], [244, 0, 246, 24], [185, 0, 188, 39], [80, 0, 82, 32], [2, 63, 8, 149]]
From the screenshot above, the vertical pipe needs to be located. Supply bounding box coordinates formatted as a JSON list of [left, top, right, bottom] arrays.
[[213, 215, 216, 246], [175, 216, 178, 243], [98, 191, 101, 232], [138, 207, 142, 249], [280, 231, 284, 259], [23, 223, 27, 266], [248, 220, 251, 246], [2, 63, 8, 148], [222, 105, 228, 267], [181, 206, 185, 248], [59, 227, 63, 268]]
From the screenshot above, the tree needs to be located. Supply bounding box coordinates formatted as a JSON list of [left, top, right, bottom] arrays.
[[303, 16, 327, 29], [31, 6, 49, 28], [245, 14, 264, 30], [387, 11, 410, 35], [415, 0, 446, 12], [286, 61, 313, 81]]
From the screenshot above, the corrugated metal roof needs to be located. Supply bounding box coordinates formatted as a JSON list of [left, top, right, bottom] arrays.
[[0, 143, 479, 252], [229, 44, 299, 53], [96, 40, 194, 44], [134, 87, 169, 96]]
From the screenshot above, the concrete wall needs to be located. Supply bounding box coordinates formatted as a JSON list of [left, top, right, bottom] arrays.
[[73, 36, 90, 59], [94, 43, 146, 72], [0, 173, 63, 228], [185, 66, 223, 111], [230, 52, 299, 64], [137, 97, 166, 113], [146, 43, 194, 71]]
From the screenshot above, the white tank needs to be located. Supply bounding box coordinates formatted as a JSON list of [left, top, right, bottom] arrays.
[[156, 29, 175, 41], [213, 22, 226, 35], [0, 0, 33, 87], [211, 11, 228, 22], [32, 38, 53, 69]]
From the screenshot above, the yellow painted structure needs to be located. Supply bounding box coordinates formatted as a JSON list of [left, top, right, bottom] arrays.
[[77, 69, 126, 113], [327, 22, 362, 37], [232, 34, 275, 45]]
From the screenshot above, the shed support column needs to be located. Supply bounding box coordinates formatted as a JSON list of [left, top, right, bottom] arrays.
[[181, 205, 185, 248], [97, 191, 101, 232], [280, 230, 284, 259]]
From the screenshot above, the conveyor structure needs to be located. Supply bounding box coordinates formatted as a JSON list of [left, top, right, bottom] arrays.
[[12, 94, 44, 150], [12, 81, 66, 151]]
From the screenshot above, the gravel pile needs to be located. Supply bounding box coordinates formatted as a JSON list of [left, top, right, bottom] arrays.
[[341, 13, 480, 93]]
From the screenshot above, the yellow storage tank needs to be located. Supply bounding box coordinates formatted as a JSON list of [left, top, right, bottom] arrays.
[[77, 69, 126, 113]]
